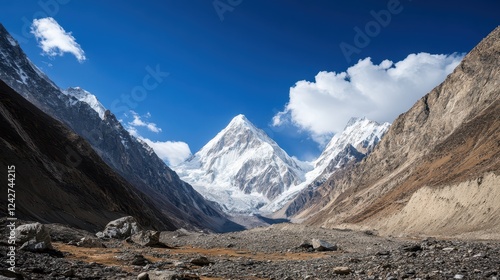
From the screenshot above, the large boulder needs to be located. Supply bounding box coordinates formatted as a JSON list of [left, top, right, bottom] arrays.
[[15, 223, 53, 252], [96, 216, 141, 239], [311, 238, 337, 251], [76, 237, 104, 248], [131, 230, 160, 247]]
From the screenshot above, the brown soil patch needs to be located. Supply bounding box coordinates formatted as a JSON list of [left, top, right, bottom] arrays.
[[53, 242, 335, 278]]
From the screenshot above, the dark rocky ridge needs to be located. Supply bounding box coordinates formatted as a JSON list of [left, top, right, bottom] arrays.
[[0, 80, 175, 231], [0, 23, 241, 232]]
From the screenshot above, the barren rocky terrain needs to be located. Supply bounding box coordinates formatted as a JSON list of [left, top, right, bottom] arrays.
[[291, 26, 500, 239], [1, 219, 499, 279]]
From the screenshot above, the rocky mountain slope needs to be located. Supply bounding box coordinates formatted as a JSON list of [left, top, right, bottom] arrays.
[[176, 115, 390, 216], [294, 27, 500, 239], [175, 114, 305, 214], [266, 117, 390, 215], [0, 24, 239, 232], [0, 80, 176, 232]]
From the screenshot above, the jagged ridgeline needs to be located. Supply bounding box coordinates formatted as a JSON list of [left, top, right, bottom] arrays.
[[0, 24, 242, 233], [294, 26, 500, 239]]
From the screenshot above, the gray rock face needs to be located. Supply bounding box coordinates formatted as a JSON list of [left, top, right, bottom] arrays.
[[76, 237, 104, 248], [15, 223, 53, 251], [131, 230, 161, 247], [295, 27, 500, 237], [98, 216, 141, 239], [0, 24, 239, 233], [311, 238, 337, 251]]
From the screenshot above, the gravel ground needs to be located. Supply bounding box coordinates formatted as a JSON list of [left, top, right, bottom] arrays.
[[1, 222, 499, 279]]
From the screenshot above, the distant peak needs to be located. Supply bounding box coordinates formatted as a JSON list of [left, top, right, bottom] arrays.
[[344, 116, 382, 129], [345, 116, 367, 127], [66, 86, 86, 93], [233, 114, 248, 122], [228, 114, 252, 127]]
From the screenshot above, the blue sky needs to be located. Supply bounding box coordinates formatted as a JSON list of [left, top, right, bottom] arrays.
[[1, 0, 499, 164]]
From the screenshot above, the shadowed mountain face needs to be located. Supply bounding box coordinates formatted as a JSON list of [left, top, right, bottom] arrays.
[[295, 27, 500, 238], [0, 24, 241, 232], [0, 80, 177, 232]]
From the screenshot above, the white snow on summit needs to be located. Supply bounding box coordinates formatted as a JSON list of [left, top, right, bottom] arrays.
[[263, 117, 390, 213], [63, 87, 106, 120], [175, 114, 305, 214], [176, 114, 390, 215]]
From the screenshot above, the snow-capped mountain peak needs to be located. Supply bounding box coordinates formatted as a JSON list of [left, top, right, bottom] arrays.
[[63, 87, 107, 120], [263, 117, 390, 213], [175, 114, 305, 214], [316, 117, 390, 168]]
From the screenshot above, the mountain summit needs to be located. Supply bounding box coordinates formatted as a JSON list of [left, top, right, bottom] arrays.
[[294, 26, 500, 238], [0, 24, 239, 232], [175, 114, 304, 214]]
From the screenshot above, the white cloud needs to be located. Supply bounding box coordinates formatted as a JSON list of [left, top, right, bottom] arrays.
[[30, 17, 86, 62], [273, 52, 464, 145], [140, 138, 192, 166], [128, 111, 162, 133], [122, 111, 191, 166]]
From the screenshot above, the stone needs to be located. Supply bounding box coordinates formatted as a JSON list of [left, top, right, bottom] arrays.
[[76, 237, 104, 248], [190, 256, 212, 266], [131, 230, 161, 247], [63, 269, 75, 277], [137, 272, 149, 280], [15, 223, 53, 251], [131, 254, 150, 266], [442, 247, 455, 252], [298, 241, 313, 250], [97, 216, 142, 239], [402, 244, 422, 252], [147, 271, 200, 280], [454, 274, 464, 279], [311, 239, 337, 251], [333, 267, 351, 275]]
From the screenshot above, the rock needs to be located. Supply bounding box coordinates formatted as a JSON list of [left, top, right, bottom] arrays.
[[131, 254, 150, 266], [333, 267, 351, 275], [76, 237, 104, 248], [147, 271, 177, 280], [15, 223, 53, 251], [402, 244, 422, 252], [137, 272, 149, 280], [63, 269, 75, 277], [147, 271, 200, 280], [131, 230, 161, 247], [454, 274, 464, 279], [190, 256, 212, 266], [311, 239, 337, 251], [376, 250, 391, 256], [0, 269, 24, 279], [97, 216, 142, 239], [298, 241, 313, 250], [442, 247, 455, 252]]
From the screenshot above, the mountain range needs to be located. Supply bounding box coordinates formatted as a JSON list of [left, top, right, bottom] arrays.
[[0, 22, 498, 239], [175, 114, 390, 215], [0, 23, 241, 232], [292, 26, 500, 238]]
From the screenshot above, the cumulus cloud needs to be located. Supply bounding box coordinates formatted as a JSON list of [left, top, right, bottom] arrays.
[[140, 138, 192, 166], [30, 17, 86, 62], [123, 111, 191, 166], [128, 111, 162, 133], [273, 52, 464, 145]]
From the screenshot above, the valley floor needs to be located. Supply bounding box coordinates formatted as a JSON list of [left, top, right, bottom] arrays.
[[1, 222, 499, 279]]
